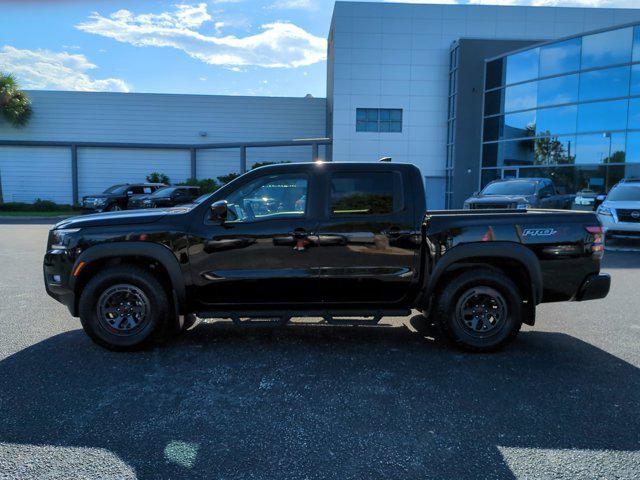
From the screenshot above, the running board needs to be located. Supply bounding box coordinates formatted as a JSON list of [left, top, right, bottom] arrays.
[[196, 309, 411, 327]]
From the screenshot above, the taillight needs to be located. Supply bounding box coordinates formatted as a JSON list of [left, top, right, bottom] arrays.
[[586, 225, 604, 257]]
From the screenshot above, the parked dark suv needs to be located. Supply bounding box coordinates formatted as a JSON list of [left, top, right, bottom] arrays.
[[463, 178, 572, 210], [81, 183, 166, 213], [140, 186, 201, 208]]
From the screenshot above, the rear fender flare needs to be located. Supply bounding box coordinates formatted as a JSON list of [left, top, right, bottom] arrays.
[[426, 241, 543, 305], [69, 242, 186, 313]]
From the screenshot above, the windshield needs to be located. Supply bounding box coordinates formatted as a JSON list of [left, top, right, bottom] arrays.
[[103, 184, 128, 194], [482, 180, 537, 196], [150, 186, 177, 197], [194, 193, 213, 204], [607, 185, 640, 202]]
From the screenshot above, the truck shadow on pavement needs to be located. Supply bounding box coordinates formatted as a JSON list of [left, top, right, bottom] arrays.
[[0, 321, 638, 479]]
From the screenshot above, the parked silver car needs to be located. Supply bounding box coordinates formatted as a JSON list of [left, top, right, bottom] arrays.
[[597, 179, 640, 240]]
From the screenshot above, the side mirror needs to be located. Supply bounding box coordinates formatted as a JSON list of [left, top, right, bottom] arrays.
[[540, 191, 552, 199], [596, 195, 606, 201], [210, 200, 228, 223], [473, 191, 479, 196], [126, 190, 134, 196]]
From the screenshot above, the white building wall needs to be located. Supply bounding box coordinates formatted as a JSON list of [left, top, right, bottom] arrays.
[[0, 147, 72, 204], [0, 91, 326, 203], [330, 1, 640, 180], [77, 148, 192, 199]]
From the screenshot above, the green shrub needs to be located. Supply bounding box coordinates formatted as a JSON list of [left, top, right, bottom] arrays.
[[178, 177, 221, 194], [0, 199, 75, 212], [217, 173, 239, 185], [32, 199, 61, 211], [146, 172, 170, 184]]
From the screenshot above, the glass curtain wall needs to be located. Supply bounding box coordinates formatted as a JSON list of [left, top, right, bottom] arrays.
[[482, 24, 640, 208]]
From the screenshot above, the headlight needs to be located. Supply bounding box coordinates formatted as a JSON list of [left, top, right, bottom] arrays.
[[597, 205, 612, 216], [50, 228, 80, 250], [95, 198, 107, 205], [516, 203, 529, 210]]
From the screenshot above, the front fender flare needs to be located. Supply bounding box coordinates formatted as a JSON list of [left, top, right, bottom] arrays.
[[69, 242, 187, 314], [426, 241, 543, 305]]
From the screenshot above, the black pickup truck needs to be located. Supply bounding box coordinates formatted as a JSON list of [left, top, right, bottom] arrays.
[[44, 162, 610, 352]]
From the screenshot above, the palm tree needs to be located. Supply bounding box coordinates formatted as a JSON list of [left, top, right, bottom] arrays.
[[0, 73, 32, 127], [0, 73, 32, 202]]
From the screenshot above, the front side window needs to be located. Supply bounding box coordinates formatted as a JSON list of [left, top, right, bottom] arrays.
[[225, 174, 307, 223], [330, 172, 401, 216], [356, 108, 402, 132]]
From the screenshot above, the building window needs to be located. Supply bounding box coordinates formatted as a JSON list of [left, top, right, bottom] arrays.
[[505, 47, 539, 85], [579, 66, 630, 102], [539, 38, 581, 77], [356, 108, 402, 132], [581, 27, 633, 70]]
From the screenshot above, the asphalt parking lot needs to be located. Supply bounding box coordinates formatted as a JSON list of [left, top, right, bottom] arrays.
[[1, 223, 639, 479]]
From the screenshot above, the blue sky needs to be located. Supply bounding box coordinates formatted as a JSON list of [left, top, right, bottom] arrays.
[[0, 0, 637, 98]]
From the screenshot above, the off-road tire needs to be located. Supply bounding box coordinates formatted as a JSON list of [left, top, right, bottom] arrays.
[[79, 265, 171, 351], [435, 268, 523, 352]]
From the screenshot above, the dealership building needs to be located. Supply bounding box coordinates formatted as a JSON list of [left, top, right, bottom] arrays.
[[3, 2, 640, 208]]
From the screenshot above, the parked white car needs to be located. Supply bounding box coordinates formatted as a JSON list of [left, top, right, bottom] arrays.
[[597, 180, 640, 240]]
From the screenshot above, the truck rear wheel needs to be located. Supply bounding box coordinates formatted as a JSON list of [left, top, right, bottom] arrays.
[[435, 268, 522, 352], [78, 265, 170, 350]]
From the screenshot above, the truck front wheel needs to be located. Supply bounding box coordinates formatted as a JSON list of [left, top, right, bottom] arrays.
[[435, 268, 523, 352], [78, 266, 170, 350]]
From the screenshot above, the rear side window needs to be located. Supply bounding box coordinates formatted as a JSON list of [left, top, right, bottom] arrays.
[[330, 172, 402, 216]]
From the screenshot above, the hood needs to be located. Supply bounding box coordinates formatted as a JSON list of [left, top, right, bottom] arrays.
[[52, 208, 177, 229], [82, 193, 120, 200], [466, 194, 532, 204]]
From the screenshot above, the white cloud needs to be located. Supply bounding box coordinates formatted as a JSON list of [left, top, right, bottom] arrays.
[[387, 0, 640, 5], [76, 3, 326, 69], [267, 0, 317, 10], [0, 46, 130, 92]]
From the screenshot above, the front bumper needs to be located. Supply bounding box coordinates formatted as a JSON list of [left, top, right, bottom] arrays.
[[575, 273, 610, 301], [43, 249, 77, 315], [599, 214, 640, 238]]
